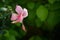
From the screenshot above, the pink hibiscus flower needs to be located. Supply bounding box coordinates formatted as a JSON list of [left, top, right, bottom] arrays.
[[11, 5, 28, 23], [11, 5, 28, 32]]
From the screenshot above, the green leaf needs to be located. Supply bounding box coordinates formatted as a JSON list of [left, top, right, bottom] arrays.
[[47, 12, 59, 30], [19, 29, 26, 38], [48, 0, 56, 4], [15, 23, 22, 27], [28, 10, 35, 21], [17, 0, 27, 4], [36, 5, 48, 22], [4, 30, 16, 40], [27, 10, 36, 27], [4, 30, 10, 38], [9, 35, 16, 40], [9, 29, 18, 36], [0, 34, 2, 40], [29, 36, 42, 40], [27, 2, 35, 9], [7, 6, 12, 11], [29, 36, 34, 40], [35, 18, 41, 28]]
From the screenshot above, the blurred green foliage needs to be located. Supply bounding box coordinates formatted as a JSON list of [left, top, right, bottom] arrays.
[[29, 36, 42, 40], [0, 0, 60, 40], [36, 5, 48, 21]]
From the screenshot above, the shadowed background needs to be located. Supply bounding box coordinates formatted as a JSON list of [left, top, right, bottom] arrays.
[[0, 0, 60, 40]]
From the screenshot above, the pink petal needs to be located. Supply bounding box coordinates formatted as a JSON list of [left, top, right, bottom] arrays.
[[15, 5, 23, 14], [22, 24, 26, 32], [11, 13, 18, 21], [16, 13, 23, 23], [23, 8, 28, 18]]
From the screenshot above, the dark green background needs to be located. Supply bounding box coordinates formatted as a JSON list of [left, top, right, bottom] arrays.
[[0, 0, 60, 40]]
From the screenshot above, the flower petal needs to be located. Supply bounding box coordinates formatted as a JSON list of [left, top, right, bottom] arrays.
[[15, 5, 23, 14], [16, 13, 23, 23], [11, 13, 18, 21], [22, 24, 26, 32], [11, 21, 17, 23], [23, 8, 28, 18]]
